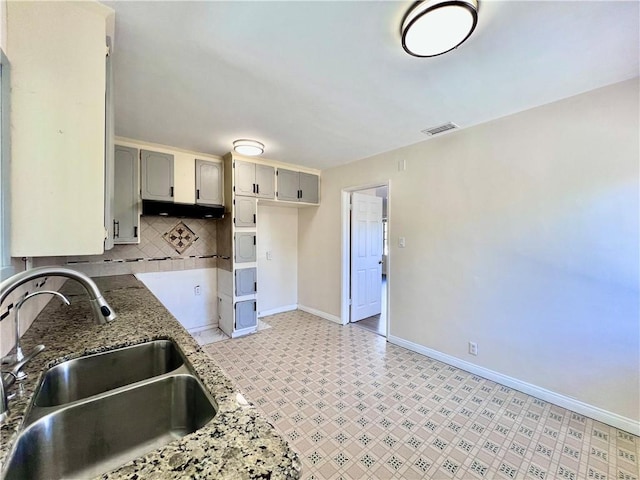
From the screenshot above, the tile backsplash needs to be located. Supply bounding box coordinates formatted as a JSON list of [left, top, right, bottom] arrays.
[[34, 216, 220, 277]]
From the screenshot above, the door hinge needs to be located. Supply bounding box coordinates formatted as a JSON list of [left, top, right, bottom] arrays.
[[348, 299, 352, 305]]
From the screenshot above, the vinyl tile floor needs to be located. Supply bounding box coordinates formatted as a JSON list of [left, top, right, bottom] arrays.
[[204, 310, 639, 480]]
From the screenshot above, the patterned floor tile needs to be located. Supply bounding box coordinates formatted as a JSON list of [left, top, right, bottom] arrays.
[[204, 310, 640, 479]]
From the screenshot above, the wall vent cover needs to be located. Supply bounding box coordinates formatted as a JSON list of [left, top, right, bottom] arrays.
[[421, 122, 459, 136]]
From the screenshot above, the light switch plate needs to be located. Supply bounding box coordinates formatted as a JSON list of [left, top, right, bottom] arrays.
[[399, 237, 406, 248]]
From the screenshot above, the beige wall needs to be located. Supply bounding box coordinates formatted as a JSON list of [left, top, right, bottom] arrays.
[[298, 79, 640, 424], [257, 204, 298, 315]]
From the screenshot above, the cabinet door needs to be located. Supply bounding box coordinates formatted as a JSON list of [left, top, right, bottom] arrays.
[[234, 160, 255, 197], [277, 168, 300, 202], [141, 150, 174, 201], [218, 295, 233, 337], [195, 159, 223, 206], [235, 300, 257, 330], [113, 145, 140, 244], [235, 268, 257, 296], [235, 232, 256, 263], [299, 172, 319, 204], [255, 164, 275, 199], [235, 197, 256, 227]]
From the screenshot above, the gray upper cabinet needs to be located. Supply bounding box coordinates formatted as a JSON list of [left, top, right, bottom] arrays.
[[277, 168, 320, 204], [195, 159, 223, 206], [255, 164, 275, 199], [299, 172, 319, 204], [234, 160, 275, 199], [113, 145, 140, 244], [234, 160, 255, 197], [277, 169, 300, 202], [141, 150, 174, 201]]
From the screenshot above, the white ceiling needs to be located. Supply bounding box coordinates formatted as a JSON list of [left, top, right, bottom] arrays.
[[104, 1, 639, 170]]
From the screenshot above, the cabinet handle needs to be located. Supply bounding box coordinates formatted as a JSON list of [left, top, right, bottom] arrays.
[[256, 184, 259, 194], [253, 214, 256, 224], [134, 226, 138, 238], [113, 220, 119, 238], [254, 281, 257, 292], [252, 183, 256, 194], [253, 236, 256, 245], [196, 189, 200, 200], [170, 186, 174, 197], [298, 189, 302, 199]]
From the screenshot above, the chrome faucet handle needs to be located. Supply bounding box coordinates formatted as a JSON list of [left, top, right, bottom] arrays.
[[0, 344, 45, 382]]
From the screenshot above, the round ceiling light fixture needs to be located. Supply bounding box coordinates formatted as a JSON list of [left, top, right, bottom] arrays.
[[233, 139, 265, 156], [401, 0, 478, 57]]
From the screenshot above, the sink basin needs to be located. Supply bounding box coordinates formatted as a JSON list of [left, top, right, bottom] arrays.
[[33, 340, 185, 407], [2, 374, 216, 480]]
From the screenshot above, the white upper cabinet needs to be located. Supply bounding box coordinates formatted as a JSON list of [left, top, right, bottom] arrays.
[[9, 1, 114, 256]]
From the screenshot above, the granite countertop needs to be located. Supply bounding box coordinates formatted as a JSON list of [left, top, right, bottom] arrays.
[[0, 275, 301, 479]]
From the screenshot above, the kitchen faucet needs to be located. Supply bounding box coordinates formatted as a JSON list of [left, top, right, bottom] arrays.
[[0, 266, 117, 422], [3, 290, 70, 379]]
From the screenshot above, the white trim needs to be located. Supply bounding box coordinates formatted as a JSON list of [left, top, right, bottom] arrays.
[[388, 335, 640, 436], [340, 191, 350, 325], [341, 182, 392, 329], [298, 304, 342, 325], [231, 325, 258, 338], [258, 304, 298, 318], [187, 323, 220, 334]]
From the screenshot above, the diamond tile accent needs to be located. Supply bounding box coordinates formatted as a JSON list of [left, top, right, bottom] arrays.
[[162, 221, 198, 254]]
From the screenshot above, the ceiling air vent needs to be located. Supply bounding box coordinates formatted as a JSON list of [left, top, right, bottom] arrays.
[[421, 122, 459, 136]]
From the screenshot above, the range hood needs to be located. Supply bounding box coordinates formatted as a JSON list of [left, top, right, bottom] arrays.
[[142, 200, 224, 219]]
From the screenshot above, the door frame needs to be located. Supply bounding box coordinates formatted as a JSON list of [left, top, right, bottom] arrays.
[[340, 181, 390, 336]]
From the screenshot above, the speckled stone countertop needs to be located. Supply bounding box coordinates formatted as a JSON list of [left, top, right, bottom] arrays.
[[0, 275, 301, 479]]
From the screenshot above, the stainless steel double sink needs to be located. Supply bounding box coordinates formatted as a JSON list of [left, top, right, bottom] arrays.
[[1, 340, 217, 479]]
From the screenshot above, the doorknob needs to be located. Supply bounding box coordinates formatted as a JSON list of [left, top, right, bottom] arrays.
[[378, 260, 382, 264]]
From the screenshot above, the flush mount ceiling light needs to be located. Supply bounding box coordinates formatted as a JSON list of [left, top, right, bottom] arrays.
[[233, 139, 264, 156], [401, 0, 478, 57]]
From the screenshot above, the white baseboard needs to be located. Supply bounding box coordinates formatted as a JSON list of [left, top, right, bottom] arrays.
[[187, 323, 220, 333], [258, 304, 298, 318], [298, 305, 343, 325], [231, 325, 258, 338], [388, 335, 639, 436]]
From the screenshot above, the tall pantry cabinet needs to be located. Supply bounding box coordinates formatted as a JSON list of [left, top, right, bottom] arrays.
[[217, 154, 275, 337]]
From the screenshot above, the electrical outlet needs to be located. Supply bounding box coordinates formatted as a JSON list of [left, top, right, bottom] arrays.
[[194, 285, 201, 296], [468, 342, 478, 356], [266, 251, 273, 260]]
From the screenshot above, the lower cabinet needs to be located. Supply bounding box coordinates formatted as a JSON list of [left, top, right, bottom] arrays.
[[235, 268, 257, 296], [217, 269, 258, 338], [235, 300, 257, 330]]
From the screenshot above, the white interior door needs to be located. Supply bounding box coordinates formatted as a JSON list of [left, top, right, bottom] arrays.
[[350, 192, 383, 322]]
